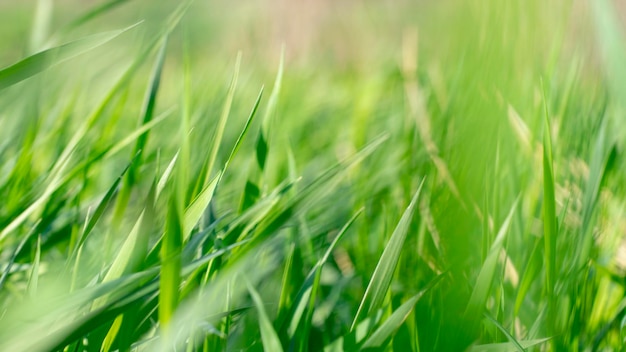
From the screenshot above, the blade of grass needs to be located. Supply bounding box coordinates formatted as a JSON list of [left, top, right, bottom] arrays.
[[467, 337, 552, 352], [97, 184, 157, 351], [287, 209, 363, 343], [100, 314, 124, 352], [351, 179, 424, 330], [578, 121, 616, 268], [159, 185, 184, 334], [0, 23, 140, 91], [541, 81, 557, 303], [159, 47, 191, 333], [65, 0, 132, 30], [157, 151, 179, 199], [0, 221, 40, 291], [130, 37, 169, 167], [362, 273, 445, 349], [224, 85, 264, 173], [514, 237, 542, 315], [255, 47, 284, 172], [465, 198, 519, 324], [484, 314, 525, 352], [70, 154, 138, 258], [361, 295, 420, 349], [193, 52, 242, 196], [29, 0, 53, 53], [26, 235, 42, 297], [183, 173, 220, 241], [247, 279, 284, 352], [325, 309, 385, 352], [112, 36, 169, 224]]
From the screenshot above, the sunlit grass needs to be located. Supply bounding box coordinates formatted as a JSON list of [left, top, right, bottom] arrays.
[[0, 0, 625, 351]]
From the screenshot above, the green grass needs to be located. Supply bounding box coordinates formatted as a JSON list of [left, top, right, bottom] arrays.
[[0, 0, 625, 351]]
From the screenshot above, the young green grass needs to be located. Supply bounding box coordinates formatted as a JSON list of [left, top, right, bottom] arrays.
[[1, 0, 626, 351]]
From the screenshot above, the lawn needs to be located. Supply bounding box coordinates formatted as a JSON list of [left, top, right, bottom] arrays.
[[0, 0, 625, 351]]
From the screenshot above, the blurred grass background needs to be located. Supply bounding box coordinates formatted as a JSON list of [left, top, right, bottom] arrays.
[[0, 0, 626, 351]]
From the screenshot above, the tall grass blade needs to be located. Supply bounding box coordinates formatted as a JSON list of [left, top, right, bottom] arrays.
[[26, 235, 41, 297], [0, 24, 139, 91], [184, 173, 220, 241], [159, 190, 184, 333], [255, 47, 284, 171], [351, 180, 424, 330], [465, 198, 518, 323], [224, 86, 264, 173], [112, 36, 169, 222], [30, 0, 53, 53], [247, 280, 284, 352], [70, 155, 137, 256], [195, 53, 241, 192], [541, 82, 557, 300]]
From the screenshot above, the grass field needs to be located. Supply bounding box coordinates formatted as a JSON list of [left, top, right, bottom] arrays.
[[0, 0, 625, 351]]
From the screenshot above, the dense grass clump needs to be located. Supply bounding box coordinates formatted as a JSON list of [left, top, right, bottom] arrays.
[[0, 0, 625, 351]]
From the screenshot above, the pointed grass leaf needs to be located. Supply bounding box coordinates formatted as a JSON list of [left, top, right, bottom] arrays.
[[467, 337, 552, 352], [362, 272, 445, 348], [541, 81, 557, 300], [26, 235, 42, 297], [465, 198, 519, 323], [255, 48, 284, 171], [198, 53, 241, 190], [66, 0, 132, 30], [131, 37, 169, 163], [102, 108, 173, 161], [256, 131, 269, 171], [0, 221, 39, 291], [224, 86, 264, 173], [70, 155, 138, 257], [484, 314, 525, 352], [111, 37, 169, 225], [351, 179, 424, 330], [288, 209, 363, 338], [514, 238, 542, 315], [157, 151, 180, 199], [184, 173, 221, 241], [160, 192, 184, 332], [241, 180, 262, 212], [0, 24, 140, 90], [361, 295, 420, 349], [261, 46, 285, 136], [247, 280, 284, 352], [30, 0, 53, 53], [100, 314, 124, 352], [99, 212, 145, 288], [325, 310, 384, 352], [578, 121, 616, 268]]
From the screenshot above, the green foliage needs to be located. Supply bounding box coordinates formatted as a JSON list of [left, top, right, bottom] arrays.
[[0, 0, 625, 351]]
